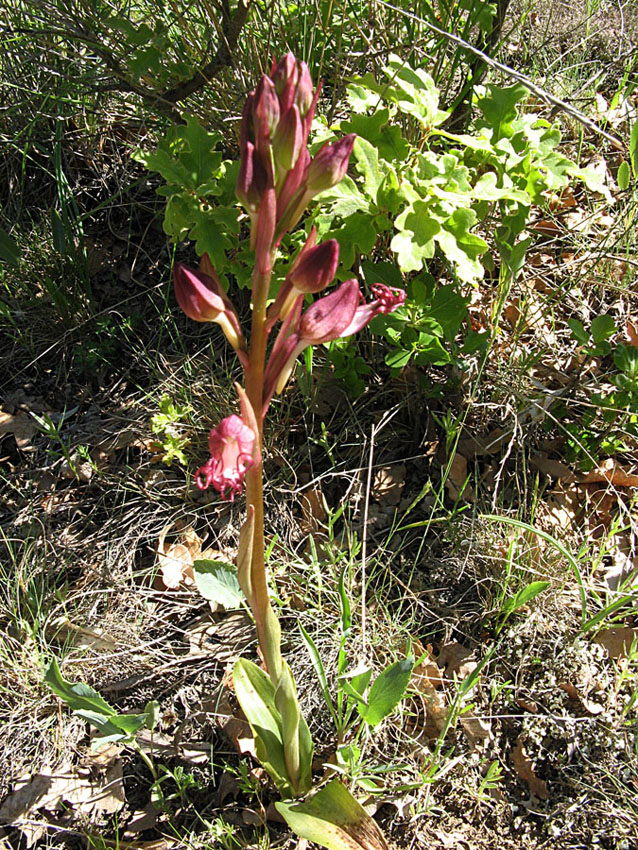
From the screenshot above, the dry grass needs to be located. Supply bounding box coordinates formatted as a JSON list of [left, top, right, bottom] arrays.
[[1, 0, 637, 848]]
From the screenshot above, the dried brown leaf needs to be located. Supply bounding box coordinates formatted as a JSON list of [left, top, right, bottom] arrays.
[[300, 487, 328, 534], [581, 459, 638, 488], [460, 711, 493, 749], [510, 740, 549, 799], [47, 616, 116, 652], [156, 524, 202, 589], [372, 464, 406, 506], [530, 454, 577, 482], [558, 681, 604, 715], [436, 642, 477, 681], [445, 454, 475, 502], [0, 411, 37, 449], [594, 628, 638, 659]]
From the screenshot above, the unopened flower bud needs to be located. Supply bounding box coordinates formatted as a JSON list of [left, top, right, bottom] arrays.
[[300, 278, 361, 344], [174, 263, 226, 323], [294, 61, 314, 117], [173, 263, 245, 352], [306, 134, 356, 195], [236, 140, 267, 213], [253, 76, 280, 148], [272, 105, 303, 172], [272, 52, 298, 107], [289, 237, 339, 294]]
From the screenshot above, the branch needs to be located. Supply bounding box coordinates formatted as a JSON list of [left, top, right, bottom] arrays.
[[159, 0, 251, 105], [376, 0, 625, 151]]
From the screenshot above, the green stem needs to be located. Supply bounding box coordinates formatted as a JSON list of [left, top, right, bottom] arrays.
[[245, 258, 283, 683]]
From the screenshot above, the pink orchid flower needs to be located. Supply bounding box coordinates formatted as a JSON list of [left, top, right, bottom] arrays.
[[196, 386, 260, 500], [173, 263, 246, 359], [267, 280, 406, 398]]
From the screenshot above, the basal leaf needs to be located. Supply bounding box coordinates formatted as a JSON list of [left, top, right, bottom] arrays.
[[617, 160, 630, 190], [233, 658, 293, 797], [276, 778, 389, 850], [45, 657, 116, 718], [591, 314, 616, 344]]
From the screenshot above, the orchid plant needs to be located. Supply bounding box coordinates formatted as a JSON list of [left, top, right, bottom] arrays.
[[172, 55, 404, 846]]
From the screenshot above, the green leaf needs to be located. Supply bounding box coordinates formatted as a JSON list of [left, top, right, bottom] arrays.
[[630, 119, 638, 180], [331, 214, 377, 268], [193, 559, 245, 609], [617, 160, 631, 190], [503, 580, 550, 616], [0, 227, 21, 267], [385, 348, 413, 369], [299, 622, 338, 728], [44, 658, 148, 742], [232, 658, 293, 797], [591, 314, 616, 344], [568, 318, 589, 345], [435, 208, 487, 283], [353, 138, 382, 199], [413, 336, 452, 366], [45, 657, 117, 718], [276, 778, 389, 850], [51, 208, 66, 253], [391, 201, 440, 272], [431, 284, 467, 341], [360, 260, 404, 290], [273, 662, 314, 796], [476, 83, 528, 140], [358, 658, 413, 728]]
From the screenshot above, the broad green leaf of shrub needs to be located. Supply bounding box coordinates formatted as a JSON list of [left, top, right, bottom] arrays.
[[330, 214, 379, 269], [193, 559, 245, 609], [414, 336, 452, 365], [476, 83, 529, 139], [435, 208, 488, 283], [315, 175, 371, 223], [391, 201, 441, 272], [352, 137, 382, 199], [340, 107, 410, 162], [431, 284, 468, 341]]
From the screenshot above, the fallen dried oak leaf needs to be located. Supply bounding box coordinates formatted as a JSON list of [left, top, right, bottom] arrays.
[[510, 739, 549, 800]]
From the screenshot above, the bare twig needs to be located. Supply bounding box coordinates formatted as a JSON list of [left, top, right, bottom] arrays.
[[376, 0, 625, 151]]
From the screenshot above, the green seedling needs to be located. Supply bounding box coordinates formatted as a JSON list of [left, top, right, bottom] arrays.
[[150, 394, 191, 466]]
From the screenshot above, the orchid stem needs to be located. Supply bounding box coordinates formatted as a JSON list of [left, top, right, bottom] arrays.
[[245, 260, 284, 683]]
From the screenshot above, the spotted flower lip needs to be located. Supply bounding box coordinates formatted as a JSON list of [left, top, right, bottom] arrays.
[[196, 414, 256, 500]]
